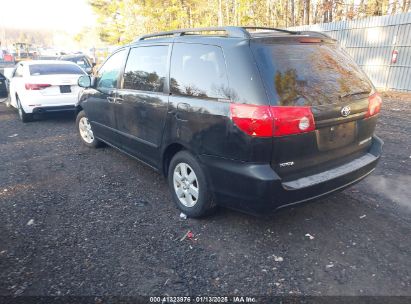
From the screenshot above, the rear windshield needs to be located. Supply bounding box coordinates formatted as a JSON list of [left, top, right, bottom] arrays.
[[252, 42, 373, 106], [29, 64, 85, 76]]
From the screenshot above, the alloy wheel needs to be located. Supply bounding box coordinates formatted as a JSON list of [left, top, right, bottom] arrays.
[[79, 116, 95, 143], [173, 162, 199, 207]]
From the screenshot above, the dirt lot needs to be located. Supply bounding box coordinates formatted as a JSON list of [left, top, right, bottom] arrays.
[[0, 94, 410, 298]]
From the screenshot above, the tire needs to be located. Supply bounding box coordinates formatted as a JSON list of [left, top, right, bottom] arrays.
[[168, 150, 216, 218], [5, 96, 11, 107], [76, 110, 101, 148], [16, 96, 33, 123]]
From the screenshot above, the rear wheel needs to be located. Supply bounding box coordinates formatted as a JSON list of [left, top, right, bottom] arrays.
[[76, 110, 101, 148], [168, 151, 216, 218], [16, 96, 33, 123]]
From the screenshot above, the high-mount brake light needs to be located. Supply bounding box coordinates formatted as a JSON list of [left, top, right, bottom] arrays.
[[299, 37, 322, 43], [230, 104, 316, 137]]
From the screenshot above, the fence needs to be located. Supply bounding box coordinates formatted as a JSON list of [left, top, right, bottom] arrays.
[[289, 12, 411, 92]]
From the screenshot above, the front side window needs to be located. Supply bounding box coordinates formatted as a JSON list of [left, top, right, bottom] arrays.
[[96, 49, 127, 92], [170, 43, 229, 99], [123, 46, 168, 93]]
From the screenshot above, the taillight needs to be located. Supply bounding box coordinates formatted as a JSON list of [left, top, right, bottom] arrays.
[[230, 104, 273, 137], [230, 104, 315, 137], [366, 93, 382, 117], [25, 83, 51, 90], [270, 106, 315, 136]]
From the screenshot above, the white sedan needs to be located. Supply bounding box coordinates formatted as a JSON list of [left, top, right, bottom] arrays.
[[8, 60, 86, 122]]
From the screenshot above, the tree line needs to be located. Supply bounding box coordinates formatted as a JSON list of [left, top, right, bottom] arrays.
[[89, 0, 411, 44]]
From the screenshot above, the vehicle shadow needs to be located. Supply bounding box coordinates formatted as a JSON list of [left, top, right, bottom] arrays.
[[33, 111, 77, 123]]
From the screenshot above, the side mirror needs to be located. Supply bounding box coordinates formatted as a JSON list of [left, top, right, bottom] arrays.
[[78, 75, 92, 88], [85, 67, 92, 74], [92, 62, 96, 67]]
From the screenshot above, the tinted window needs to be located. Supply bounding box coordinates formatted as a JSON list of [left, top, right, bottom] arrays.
[[123, 46, 168, 92], [252, 43, 372, 106], [96, 49, 127, 91], [29, 64, 85, 76], [170, 43, 229, 99]]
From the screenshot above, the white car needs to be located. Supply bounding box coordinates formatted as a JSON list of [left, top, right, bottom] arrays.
[[8, 60, 86, 122]]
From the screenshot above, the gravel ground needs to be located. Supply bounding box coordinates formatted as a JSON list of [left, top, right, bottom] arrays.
[[0, 94, 410, 298]]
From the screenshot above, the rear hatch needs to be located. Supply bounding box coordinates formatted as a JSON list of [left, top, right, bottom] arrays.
[[251, 37, 380, 181]]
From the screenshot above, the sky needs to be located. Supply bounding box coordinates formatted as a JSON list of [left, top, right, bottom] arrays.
[[0, 0, 96, 34]]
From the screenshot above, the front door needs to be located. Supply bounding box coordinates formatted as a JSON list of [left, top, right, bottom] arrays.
[[9, 63, 25, 107], [83, 49, 127, 146], [115, 45, 170, 167]]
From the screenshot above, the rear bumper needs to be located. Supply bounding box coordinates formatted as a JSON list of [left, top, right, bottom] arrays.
[[32, 105, 76, 114], [21, 94, 78, 113], [200, 136, 383, 215]]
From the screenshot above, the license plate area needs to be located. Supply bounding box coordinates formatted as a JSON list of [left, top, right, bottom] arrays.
[[60, 85, 71, 93], [316, 121, 356, 151]]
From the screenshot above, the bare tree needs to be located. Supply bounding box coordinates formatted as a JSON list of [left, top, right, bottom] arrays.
[[305, 0, 310, 24]]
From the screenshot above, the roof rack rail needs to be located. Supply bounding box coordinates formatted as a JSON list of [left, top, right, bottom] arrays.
[[134, 26, 305, 42], [135, 26, 251, 42]]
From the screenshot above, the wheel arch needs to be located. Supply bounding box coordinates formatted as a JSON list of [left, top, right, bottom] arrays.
[[162, 143, 188, 177], [15, 93, 28, 112], [75, 104, 84, 114]]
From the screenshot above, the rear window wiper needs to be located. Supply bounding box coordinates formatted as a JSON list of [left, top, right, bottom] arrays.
[[339, 91, 370, 99]]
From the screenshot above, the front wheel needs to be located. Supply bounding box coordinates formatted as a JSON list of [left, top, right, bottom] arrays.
[[168, 151, 216, 218], [17, 96, 33, 123], [76, 110, 101, 148]]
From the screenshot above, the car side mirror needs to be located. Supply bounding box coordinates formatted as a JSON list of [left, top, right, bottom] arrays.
[[92, 62, 96, 67], [78, 75, 92, 88], [85, 67, 92, 74]]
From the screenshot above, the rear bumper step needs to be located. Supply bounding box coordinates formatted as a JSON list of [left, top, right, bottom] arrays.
[[282, 153, 377, 190]]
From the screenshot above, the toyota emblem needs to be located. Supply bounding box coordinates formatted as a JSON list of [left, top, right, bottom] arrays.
[[341, 106, 351, 117]]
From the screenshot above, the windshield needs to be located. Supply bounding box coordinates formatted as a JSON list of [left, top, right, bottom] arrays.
[[62, 57, 91, 69], [252, 42, 373, 106], [29, 64, 85, 75]]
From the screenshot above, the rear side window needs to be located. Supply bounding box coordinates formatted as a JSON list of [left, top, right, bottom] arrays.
[[252, 43, 373, 106], [29, 64, 85, 76], [123, 46, 168, 92], [170, 43, 229, 99]]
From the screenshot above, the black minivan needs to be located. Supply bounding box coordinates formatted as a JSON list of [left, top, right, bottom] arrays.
[[76, 27, 383, 217]]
